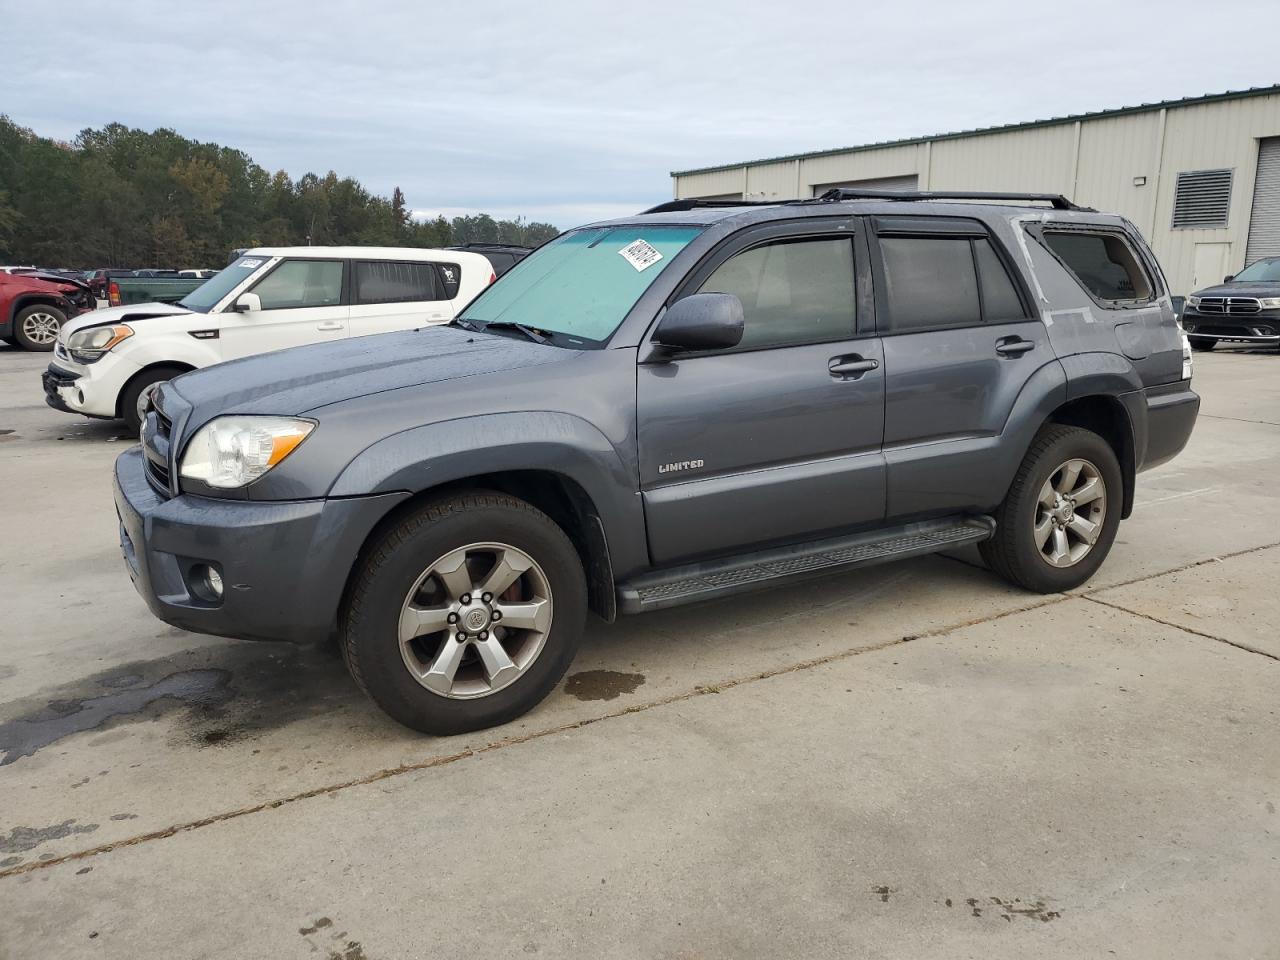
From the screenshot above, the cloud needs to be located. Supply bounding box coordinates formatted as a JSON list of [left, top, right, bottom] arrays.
[[5, 0, 1278, 230]]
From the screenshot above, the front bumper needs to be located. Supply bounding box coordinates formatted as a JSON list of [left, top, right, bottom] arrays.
[[1181, 310, 1280, 344], [113, 446, 408, 644]]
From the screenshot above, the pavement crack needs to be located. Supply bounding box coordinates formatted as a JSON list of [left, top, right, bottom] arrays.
[[1197, 413, 1280, 428], [1083, 595, 1280, 662]]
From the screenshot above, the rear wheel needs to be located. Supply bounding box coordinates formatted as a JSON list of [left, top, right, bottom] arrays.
[[13, 304, 66, 351], [120, 365, 188, 434], [342, 491, 586, 735], [1190, 338, 1217, 352], [980, 425, 1123, 593]]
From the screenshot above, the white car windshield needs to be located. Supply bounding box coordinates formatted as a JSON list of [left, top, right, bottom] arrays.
[[178, 256, 271, 313]]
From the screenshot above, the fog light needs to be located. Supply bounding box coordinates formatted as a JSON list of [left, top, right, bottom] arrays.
[[190, 563, 224, 602], [1183, 322, 1196, 332]]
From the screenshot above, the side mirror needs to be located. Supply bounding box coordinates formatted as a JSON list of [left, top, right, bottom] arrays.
[[231, 291, 261, 313], [1224, 274, 1235, 283], [652, 293, 744, 354]]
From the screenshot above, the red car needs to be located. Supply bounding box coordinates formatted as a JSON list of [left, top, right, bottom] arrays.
[[0, 270, 97, 351]]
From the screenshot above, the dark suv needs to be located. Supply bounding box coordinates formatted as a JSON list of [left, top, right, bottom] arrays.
[[445, 243, 532, 277], [1181, 256, 1280, 350], [113, 190, 1199, 735]]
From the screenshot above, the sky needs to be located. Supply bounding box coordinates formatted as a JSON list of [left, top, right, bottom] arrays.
[[4, 0, 1280, 229]]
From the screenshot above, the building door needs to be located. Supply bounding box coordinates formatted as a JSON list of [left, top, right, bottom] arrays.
[[810, 174, 919, 199], [1192, 242, 1231, 292], [1245, 137, 1280, 266]]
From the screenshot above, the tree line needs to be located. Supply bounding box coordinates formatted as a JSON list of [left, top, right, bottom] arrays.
[[0, 117, 560, 268]]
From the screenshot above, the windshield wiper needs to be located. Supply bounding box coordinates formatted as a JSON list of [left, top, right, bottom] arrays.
[[469, 320, 551, 345]]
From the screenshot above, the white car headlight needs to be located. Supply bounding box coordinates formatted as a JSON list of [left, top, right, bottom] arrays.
[[1258, 297, 1280, 309], [179, 416, 315, 489], [66, 324, 133, 362], [1186, 295, 1201, 309]]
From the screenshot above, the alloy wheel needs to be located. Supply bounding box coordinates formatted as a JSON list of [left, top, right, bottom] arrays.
[[397, 542, 553, 699], [1034, 458, 1107, 568], [21, 311, 60, 346]]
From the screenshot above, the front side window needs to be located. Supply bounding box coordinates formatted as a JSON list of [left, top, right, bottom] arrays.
[[459, 225, 702, 345], [880, 236, 981, 331], [696, 237, 855, 349], [1043, 231, 1153, 303], [251, 260, 343, 310], [180, 256, 270, 313], [354, 261, 442, 305]]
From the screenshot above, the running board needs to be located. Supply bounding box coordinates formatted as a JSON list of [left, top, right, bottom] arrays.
[[616, 517, 995, 614]]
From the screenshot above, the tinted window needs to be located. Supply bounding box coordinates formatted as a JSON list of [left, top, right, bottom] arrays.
[[1043, 231, 1152, 302], [880, 236, 980, 330], [485, 253, 516, 276], [251, 260, 343, 310], [354, 260, 442, 305], [697, 237, 855, 349], [974, 237, 1027, 322]]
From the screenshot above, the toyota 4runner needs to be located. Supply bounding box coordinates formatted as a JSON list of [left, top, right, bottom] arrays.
[[113, 190, 1199, 735]]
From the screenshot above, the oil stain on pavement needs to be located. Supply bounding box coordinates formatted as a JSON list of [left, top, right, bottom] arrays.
[[1, 819, 99, 855], [563, 670, 646, 701]]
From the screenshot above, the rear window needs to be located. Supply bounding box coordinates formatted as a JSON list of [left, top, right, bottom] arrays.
[[1043, 231, 1153, 303], [354, 261, 443, 304]]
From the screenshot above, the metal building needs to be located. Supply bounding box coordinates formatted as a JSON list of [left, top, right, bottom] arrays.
[[671, 86, 1280, 296]]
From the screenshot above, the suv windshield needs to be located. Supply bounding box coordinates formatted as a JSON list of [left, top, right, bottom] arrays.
[[1231, 258, 1280, 283], [178, 256, 271, 313], [458, 225, 702, 345]]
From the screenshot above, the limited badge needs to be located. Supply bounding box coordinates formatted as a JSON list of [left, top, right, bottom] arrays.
[[619, 239, 663, 272]]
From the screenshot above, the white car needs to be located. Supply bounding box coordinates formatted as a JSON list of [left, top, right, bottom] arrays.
[[44, 246, 496, 431]]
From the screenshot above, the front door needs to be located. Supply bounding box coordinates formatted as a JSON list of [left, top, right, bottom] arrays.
[[219, 258, 348, 361], [637, 222, 886, 565]]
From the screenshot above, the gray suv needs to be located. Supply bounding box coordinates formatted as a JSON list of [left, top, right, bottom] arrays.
[[113, 190, 1200, 734]]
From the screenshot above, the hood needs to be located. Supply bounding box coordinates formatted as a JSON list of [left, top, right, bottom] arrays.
[[169, 325, 569, 422], [1191, 282, 1280, 298], [59, 302, 192, 338]]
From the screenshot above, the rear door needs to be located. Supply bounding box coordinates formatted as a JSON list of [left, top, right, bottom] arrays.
[[637, 218, 886, 565], [870, 216, 1051, 518], [347, 259, 457, 339], [218, 258, 348, 360]]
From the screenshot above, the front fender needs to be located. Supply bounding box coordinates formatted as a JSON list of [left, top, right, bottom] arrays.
[[115, 334, 220, 371], [327, 412, 649, 577]]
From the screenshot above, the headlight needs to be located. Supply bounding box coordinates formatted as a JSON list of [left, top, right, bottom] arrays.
[[66, 324, 132, 362], [179, 416, 315, 489], [1186, 295, 1201, 309], [1259, 297, 1280, 309]]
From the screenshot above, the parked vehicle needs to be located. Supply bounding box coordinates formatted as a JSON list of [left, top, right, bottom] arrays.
[[445, 243, 533, 277], [1181, 256, 1280, 350], [85, 269, 138, 300], [46, 246, 494, 431], [178, 269, 218, 279], [112, 191, 1198, 735], [107, 274, 208, 307], [1, 270, 96, 350]]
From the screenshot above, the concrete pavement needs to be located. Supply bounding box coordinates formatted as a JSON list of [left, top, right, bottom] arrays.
[[1, 344, 1277, 959]]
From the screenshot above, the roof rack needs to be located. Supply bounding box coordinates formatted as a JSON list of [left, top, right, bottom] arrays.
[[814, 188, 1087, 210], [640, 198, 788, 214]]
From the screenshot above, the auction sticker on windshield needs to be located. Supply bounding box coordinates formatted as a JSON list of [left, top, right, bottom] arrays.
[[619, 239, 663, 272]]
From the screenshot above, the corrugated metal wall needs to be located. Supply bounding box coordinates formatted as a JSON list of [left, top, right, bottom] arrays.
[[674, 92, 1280, 294]]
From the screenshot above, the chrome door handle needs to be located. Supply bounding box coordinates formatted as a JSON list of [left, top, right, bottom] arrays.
[[996, 338, 1035, 357], [829, 356, 879, 379], [316, 321, 344, 331]]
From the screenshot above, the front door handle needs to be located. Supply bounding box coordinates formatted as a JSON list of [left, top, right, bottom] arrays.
[[995, 337, 1036, 357], [316, 321, 344, 331], [828, 355, 879, 379]]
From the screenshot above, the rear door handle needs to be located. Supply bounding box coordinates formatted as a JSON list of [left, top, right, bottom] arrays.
[[995, 337, 1035, 357], [828, 355, 879, 379], [316, 321, 344, 331]]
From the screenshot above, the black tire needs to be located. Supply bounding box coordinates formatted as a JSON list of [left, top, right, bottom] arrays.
[[342, 491, 587, 735], [1190, 338, 1217, 352], [119, 365, 187, 433], [12, 304, 66, 351], [979, 424, 1123, 593], [0, 334, 16, 346]]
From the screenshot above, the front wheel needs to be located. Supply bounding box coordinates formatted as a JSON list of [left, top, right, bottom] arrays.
[[120, 365, 188, 434], [342, 491, 586, 735], [13, 304, 66, 351], [980, 425, 1123, 593]]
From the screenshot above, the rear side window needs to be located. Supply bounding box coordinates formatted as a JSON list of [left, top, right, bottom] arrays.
[[484, 253, 516, 276], [354, 261, 443, 305], [879, 236, 980, 330], [251, 260, 343, 310], [973, 238, 1028, 322], [436, 262, 462, 299], [1043, 231, 1153, 303], [697, 237, 855, 350]]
